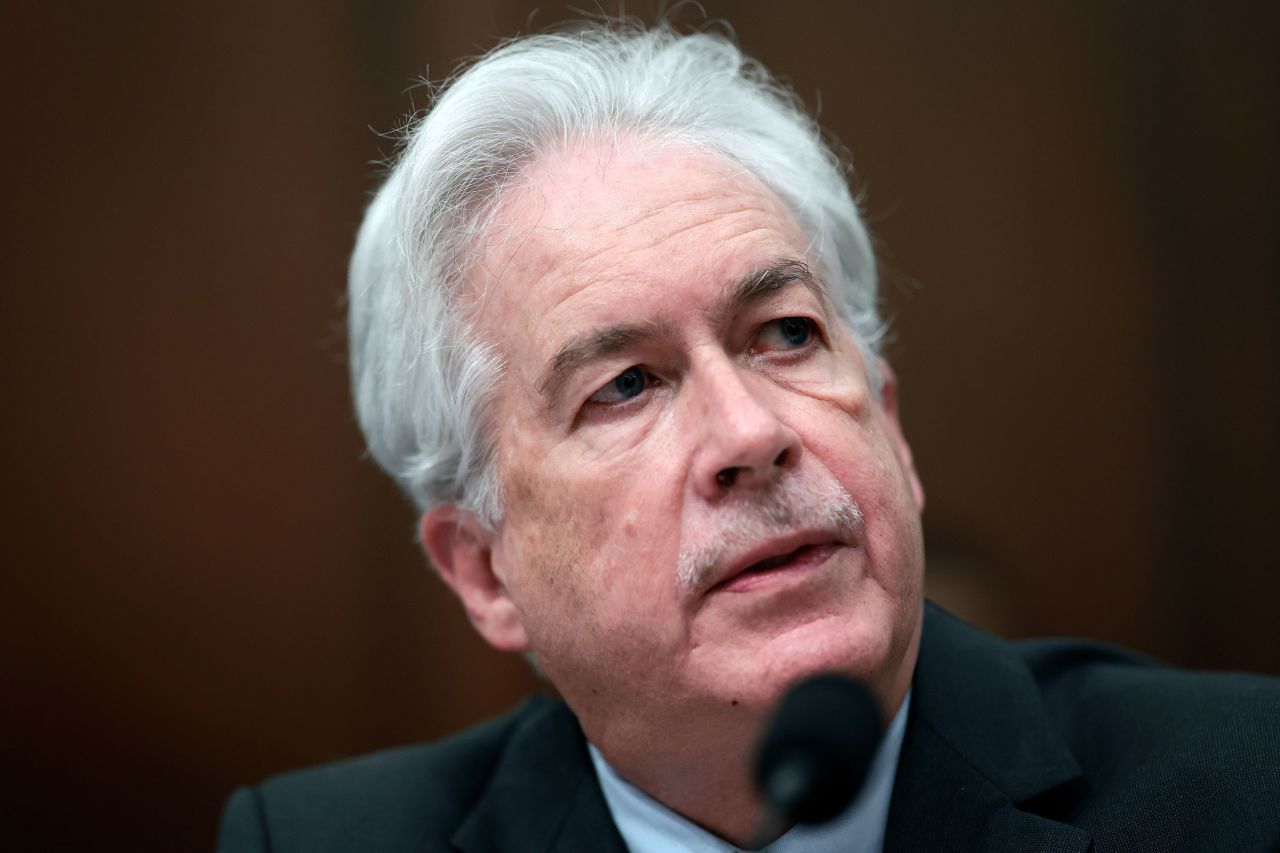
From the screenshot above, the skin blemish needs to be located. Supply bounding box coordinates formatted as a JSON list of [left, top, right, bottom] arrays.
[[623, 508, 640, 537]]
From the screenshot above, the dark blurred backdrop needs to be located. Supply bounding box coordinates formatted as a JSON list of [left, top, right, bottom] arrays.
[[3, 2, 1277, 850]]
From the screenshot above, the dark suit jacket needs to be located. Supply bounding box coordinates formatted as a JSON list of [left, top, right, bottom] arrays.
[[218, 604, 1280, 851]]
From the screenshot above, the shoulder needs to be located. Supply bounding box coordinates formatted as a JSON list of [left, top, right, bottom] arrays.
[[914, 604, 1280, 849], [923, 604, 1280, 763], [217, 695, 556, 853], [1015, 633, 1280, 842], [1015, 633, 1280, 757]]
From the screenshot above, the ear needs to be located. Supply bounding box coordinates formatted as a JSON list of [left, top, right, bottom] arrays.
[[419, 504, 531, 653], [876, 359, 925, 512]]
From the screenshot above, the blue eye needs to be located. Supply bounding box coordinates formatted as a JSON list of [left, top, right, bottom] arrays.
[[760, 317, 815, 350], [589, 366, 650, 404]]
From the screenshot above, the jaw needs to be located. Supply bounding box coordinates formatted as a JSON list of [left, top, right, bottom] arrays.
[[578, 619, 894, 849], [683, 542, 904, 694]]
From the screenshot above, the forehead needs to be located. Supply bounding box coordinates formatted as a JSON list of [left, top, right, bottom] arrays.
[[468, 141, 814, 369]]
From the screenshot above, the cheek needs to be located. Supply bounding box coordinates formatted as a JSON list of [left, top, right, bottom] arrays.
[[786, 345, 874, 420], [501, 465, 603, 608], [501, 466, 688, 693], [796, 401, 922, 575], [499, 452, 680, 626]]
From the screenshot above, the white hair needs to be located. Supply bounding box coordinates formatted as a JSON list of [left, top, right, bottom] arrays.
[[348, 21, 884, 527]]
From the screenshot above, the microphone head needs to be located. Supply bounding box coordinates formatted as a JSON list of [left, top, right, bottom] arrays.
[[754, 674, 883, 826]]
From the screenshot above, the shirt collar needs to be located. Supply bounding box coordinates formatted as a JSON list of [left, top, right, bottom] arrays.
[[589, 690, 912, 853]]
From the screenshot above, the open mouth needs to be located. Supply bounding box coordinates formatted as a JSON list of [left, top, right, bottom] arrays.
[[713, 542, 840, 593], [740, 544, 821, 575]]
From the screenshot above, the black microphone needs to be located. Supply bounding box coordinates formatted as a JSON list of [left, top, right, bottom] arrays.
[[751, 674, 883, 847]]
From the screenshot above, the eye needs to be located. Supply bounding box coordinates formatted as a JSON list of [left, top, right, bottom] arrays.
[[756, 316, 816, 351], [588, 365, 654, 405]]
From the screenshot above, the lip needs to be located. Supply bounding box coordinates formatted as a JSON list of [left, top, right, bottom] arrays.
[[707, 530, 851, 595]]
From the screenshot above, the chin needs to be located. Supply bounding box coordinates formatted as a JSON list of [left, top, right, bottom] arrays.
[[717, 611, 900, 711]]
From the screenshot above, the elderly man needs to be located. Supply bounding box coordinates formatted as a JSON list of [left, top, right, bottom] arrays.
[[219, 22, 1279, 853]]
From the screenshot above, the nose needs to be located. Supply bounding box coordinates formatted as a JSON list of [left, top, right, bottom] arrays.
[[690, 359, 801, 499]]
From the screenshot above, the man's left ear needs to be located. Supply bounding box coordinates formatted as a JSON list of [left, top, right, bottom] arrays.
[[877, 359, 925, 512]]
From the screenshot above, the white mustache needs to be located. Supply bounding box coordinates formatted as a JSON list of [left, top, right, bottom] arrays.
[[676, 471, 864, 589]]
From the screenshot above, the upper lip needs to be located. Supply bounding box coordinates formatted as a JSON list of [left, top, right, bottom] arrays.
[[707, 529, 851, 593]]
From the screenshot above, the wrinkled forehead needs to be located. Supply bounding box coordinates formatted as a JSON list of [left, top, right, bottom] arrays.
[[462, 139, 816, 341]]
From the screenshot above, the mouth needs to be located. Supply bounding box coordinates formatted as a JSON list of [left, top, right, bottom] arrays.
[[709, 536, 848, 595]]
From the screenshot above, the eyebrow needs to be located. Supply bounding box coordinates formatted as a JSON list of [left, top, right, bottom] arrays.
[[537, 319, 674, 407], [722, 257, 822, 312], [536, 256, 822, 408]]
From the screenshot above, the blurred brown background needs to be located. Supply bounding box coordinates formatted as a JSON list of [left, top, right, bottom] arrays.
[[3, 1, 1277, 850]]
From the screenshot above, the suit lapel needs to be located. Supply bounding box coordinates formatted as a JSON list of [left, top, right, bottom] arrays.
[[450, 698, 627, 853], [885, 604, 1094, 852]]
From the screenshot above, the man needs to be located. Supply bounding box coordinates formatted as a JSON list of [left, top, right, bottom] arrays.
[[219, 22, 1279, 853]]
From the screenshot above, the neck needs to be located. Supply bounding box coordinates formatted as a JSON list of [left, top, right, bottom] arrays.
[[605, 727, 770, 846], [585, 671, 915, 848]]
